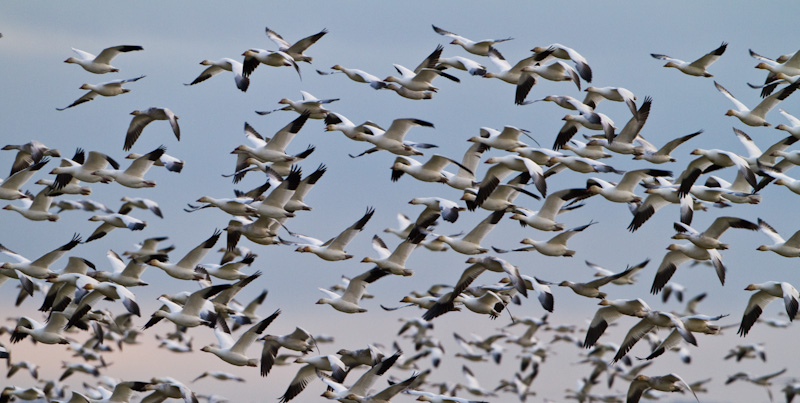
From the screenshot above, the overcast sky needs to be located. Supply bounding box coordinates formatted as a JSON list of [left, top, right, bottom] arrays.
[[2, 1, 800, 402]]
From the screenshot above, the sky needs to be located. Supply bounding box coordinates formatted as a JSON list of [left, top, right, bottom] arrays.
[[2, 1, 800, 402]]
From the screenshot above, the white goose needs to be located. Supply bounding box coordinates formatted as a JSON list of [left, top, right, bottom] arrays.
[[319, 64, 387, 89], [738, 281, 799, 336], [91, 146, 164, 188], [509, 187, 589, 231], [200, 309, 280, 366], [756, 218, 800, 257], [316, 267, 389, 313], [10, 311, 71, 345], [651, 42, 727, 77], [231, 113, 310, 164], [532, 43, 593, 82], [436, 211, 505, 255], [185, 58, 249, 92], [50, 149, 119, 188], [145, 284, 231, 329], [256, 91, 338, 119], [64, 45, 143, 74], [241, 49, 299, 78], [264, 26, 327, 63], [2, 186, 58, 221], [147, 230, 221, 281], [511, 222, 596, 257], [124, 107, 180, 151], [85, 213, 147, 242], [56, 75, 145, 110], [0, 158, 50, 200], [289, 207, 374, 261], [432, 25, 512, 56], [715, 79, 800, 126]]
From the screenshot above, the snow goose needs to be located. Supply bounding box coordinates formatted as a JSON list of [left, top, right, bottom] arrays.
[[319, 351, 401, 400], [725, 368, 788, 401], [435, 55, 487, 76], [585, 97, 652, 155], [192, 371, 245, 383], [0, 158, 49, 200], [776, 108, 800, 137], [195, 253, 256, 281], [144, 284, 231, 329], [583, 86, 636, 115], [627, 373, 697, 403], [384, 64, 458, 92], [91, 146, 165, 188], [277, 354, 347, 402], [672, 216, 758, 250], [224, 216, 284, 249], [256, 91, 338, 119], [288, 207, 374, 261], [125, 150, 183, 173], [2, 140, 60, 176], [231, 114, 310, 166], [640, 313, 727, 360], [85, 213, 147, 242], [361, 226, 429, 276], [549, 266, 640, 300], [586, 258, 649, 285], [561, 139, 611, 160], [612, 310, 697, 364], [56, 75, 145, 110], [432, 25, 512, 56], [633, 130, 702, 164], [284, 163, 326, 212], [10, 311, 71, 345], [64, 45, 143, 74], [391, 154, 471, 184], [200, 309, 280, 366], [506, 221, 596, 257], [674, 146, 756, 196], [66, 380, 149, 403], [323, 112, 382, 141], [342, 372, 419, 403], [751, 48, 800, 81], [553, 111, 616, 150], [509, 187, 590, 231], [0, 386, 47, 402], [442, 142, 486, 191], [119, 196, 162, 218], [2, 185, 58, 221], [531, 43, 593, 82], [147, 230, 221, 281], [453, 365, 498, 397], [468, 125, 530, 152], [264, 27, 327, 63], [715, 79, 800, 126], [355, 118, 436, 157], [0, 233, 81, 281], [756, 218, 800, 257], [185, 195, 258, 217], [383, 83, 434, 100], [484, 46, 556, 87], [185, 58, 249, 92], [316, 267, 390, 313], [587, 168, 671, 204], [516, 61, 581, 104], [650, 243, 726, 294], [651, 42, 727, 77], [409, 196, 462, 224], [249, 166, 302, 219], [479, 154, 546, 198], [463, 172, 540, 212], [259, 327, 315, 377], [91, 250, 149, 287], [242, 49, 300, 78], [318, 64, 387, 89], [124, 107, 180, 151], [583, 298, 651, 348], [64, 281, 141, 329], [436, 210, 505, 255], [121, 236, 172, 262], [627, 184, 701, 232], [759, 165, 800, 196], [225, 145, 314, 183]]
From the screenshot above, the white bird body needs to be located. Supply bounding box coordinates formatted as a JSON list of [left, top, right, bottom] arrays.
[[64, 45, 143, 74]]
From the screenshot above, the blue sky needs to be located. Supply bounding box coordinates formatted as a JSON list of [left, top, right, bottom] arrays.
[[2, 2, 800, 402]]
